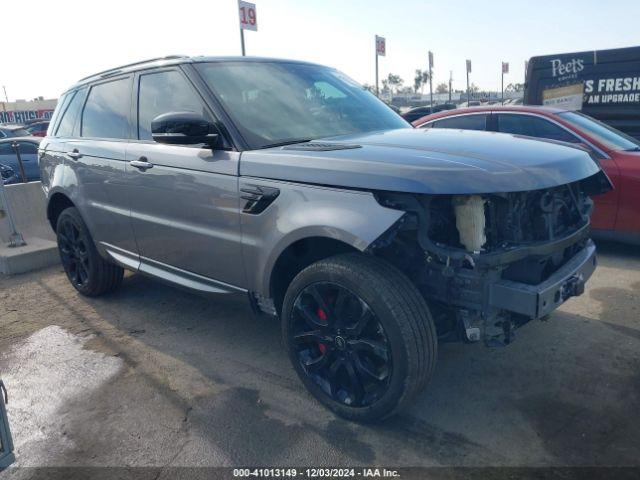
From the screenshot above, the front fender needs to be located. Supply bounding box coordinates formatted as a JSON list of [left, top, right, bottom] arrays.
[[239, 179, 403, 297]]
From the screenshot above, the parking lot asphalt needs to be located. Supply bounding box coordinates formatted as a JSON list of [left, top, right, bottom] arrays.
[[0, 240, 638, 473]]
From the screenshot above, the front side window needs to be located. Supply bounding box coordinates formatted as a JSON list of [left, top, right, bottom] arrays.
[[138, 70, 210, 140], [16, 142, 38, 154], [432, 114, 488, 131], [195, 61, 408, 149], [81, 78, 131, 139], [497, 114, 580, 143]]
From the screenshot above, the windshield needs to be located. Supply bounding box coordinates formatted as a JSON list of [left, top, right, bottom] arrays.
[[195, 61, 408, 149], [558, 111, 640, 151], [9, 128, 29, 137]]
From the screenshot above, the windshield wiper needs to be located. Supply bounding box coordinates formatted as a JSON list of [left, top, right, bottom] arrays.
[[258, 138, 313, 149], [624, 147, 640, 151]]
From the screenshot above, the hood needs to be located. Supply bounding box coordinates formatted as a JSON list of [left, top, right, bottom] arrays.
[[239, 128, 605, 194]]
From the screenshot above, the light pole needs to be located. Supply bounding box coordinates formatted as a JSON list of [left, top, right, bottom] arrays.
[[428, 51, 434, 113], [375, 36, 385, 97]]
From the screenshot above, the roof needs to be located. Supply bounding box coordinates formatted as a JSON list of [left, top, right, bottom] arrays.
[[411, 105, 569, 126], [69, 55, 324, 91], [0, 124, 30, 130]]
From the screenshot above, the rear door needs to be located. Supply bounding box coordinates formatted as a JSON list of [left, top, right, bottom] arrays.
[[124, 67, 244, 288], [64, 76, 139, 259]]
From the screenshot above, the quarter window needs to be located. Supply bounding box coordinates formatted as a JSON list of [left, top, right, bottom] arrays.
[[81, 78, 131, 139], [432, 115, 488, 131], [137, 70, 209, 140], [497, 114, 580, 143], [56, 89, 86, 137]]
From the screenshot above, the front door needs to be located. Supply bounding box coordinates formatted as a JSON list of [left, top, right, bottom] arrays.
[[125, 68, 244, 288]]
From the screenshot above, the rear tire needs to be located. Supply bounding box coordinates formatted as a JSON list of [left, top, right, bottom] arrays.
[[282, 253, 437, 422], [56, 207, 124, 296]]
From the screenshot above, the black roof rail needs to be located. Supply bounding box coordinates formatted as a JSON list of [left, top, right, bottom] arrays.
[[77, 55, 189, 82]]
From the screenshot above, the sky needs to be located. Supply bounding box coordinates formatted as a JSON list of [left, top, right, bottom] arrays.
[[2, 0, 640, 101]]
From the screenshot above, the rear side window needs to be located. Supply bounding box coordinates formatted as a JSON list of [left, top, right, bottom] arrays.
[[56, 90, 86, 137], [497, 114, 580, 143], [137, 70, 209, 140], [17, 142, 38, 154], [432, 114, 488, 131], [81, 78, 131, 139]]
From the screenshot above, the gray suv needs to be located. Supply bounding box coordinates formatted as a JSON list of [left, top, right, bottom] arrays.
[[40, 56, 611, 421]]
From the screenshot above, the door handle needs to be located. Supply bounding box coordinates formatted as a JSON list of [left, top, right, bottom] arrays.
[[129, 157, 153, 171], [67, 149, 82, 160]]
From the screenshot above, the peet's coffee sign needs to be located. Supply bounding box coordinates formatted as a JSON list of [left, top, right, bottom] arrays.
[[584, 76, 640, 105], [0, 109, 54, 124], [547, 56, 640, 107]]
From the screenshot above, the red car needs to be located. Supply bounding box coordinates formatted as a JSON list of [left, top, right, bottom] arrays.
[[413, 106, 640, 244]]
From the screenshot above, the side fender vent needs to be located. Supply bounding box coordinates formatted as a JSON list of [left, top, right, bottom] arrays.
[[241, 185, 280, 214]]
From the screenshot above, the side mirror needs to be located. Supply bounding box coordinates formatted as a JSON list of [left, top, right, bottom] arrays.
[[151, 112, 219, 147]]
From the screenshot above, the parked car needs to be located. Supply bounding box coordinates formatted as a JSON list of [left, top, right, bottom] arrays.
[[401, 104, 456, 123], [0, 137, 42, 183], [0, 125, 30, 139], [25, 121, 49, 137], [41, 56, 610, 421], [0, 164, 18, 185], [413, 106, 640, 244]]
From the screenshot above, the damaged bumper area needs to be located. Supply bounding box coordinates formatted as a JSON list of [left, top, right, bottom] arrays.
[[370, 171, 610, 346]]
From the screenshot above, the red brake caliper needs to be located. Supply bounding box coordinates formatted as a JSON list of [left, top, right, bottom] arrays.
[[317, 308, 328, 354]]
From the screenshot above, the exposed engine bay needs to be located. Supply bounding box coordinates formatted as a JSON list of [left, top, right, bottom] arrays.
[[370, 171, 609, 347]]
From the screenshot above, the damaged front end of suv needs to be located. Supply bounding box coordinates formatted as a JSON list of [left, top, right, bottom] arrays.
[[370, 170, 610, 346]]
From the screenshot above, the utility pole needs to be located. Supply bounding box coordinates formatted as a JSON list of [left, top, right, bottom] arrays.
[[428, 51, 434, 113], [449, 70, 452, 102], [375, 36, 386, 98], [466, 60, 472, 105], [2, 86, 8, 103]]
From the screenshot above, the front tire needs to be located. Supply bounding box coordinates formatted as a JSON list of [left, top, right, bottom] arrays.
[[282, 253, 437, 421], [56, 207, 124, 296]]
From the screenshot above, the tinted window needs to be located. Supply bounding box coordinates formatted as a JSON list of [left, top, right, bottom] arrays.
[[82, 78, 131, 139], [0, 143, 13, 155], [195, 62, 408, 149], [138, 70, 209, 140], [432, 115, 488, 130], [497, 114, 580, 143], [17, 142, 38, 154], [56, 90, 86, 137]]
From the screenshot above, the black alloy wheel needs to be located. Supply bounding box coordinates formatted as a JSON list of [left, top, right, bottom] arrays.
[[58, 216, 91, 289], [56, 207, 124, 296], [291, 282, 392, 408]]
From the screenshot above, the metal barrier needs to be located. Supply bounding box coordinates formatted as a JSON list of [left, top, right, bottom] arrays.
[[0, 179, 26, 247], [0, 380, 15, 470], [10, 142, 27, 184]]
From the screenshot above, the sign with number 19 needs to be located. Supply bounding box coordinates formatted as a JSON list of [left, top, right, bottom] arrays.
[[238, 1, 257, 31]]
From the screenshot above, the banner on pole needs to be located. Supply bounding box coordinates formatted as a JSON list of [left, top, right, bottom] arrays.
[[428, 51, 434, 69], [466, 59, 472, 73], [238, 1, 258, 31], [375, 36, 386, 56], [502, 62, 509, 74]]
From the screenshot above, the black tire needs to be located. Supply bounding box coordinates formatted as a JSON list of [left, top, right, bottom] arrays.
[[56, 207, 124, 297], [282, 253, 437, 422]]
